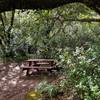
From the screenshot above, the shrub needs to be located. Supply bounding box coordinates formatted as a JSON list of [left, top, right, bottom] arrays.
[[60, 44, 100, 100], [35, 81, 59, 99]]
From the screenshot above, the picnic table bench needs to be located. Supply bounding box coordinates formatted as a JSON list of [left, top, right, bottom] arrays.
[[21, 59, 58, 76]]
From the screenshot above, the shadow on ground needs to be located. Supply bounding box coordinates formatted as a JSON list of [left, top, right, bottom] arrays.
[[0, 63, 57, 100]]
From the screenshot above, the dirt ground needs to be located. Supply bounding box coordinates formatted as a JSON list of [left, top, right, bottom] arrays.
[[0, 63, 57, 100]]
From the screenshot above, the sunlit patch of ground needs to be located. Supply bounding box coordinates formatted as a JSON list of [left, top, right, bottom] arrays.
[[0, 63, 57, 100]]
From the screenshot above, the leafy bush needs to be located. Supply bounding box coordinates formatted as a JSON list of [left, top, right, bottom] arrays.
[[35, 81, 59, 99], [60, 44, 100, 100]]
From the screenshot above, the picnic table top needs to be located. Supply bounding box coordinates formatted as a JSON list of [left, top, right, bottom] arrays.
[[22, 66, 55, 69], [25, 59, 55, 62]]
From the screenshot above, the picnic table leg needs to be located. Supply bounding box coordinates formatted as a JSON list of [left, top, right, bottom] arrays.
[[26, 69, 30, 76], [47, 69, 52, 73]]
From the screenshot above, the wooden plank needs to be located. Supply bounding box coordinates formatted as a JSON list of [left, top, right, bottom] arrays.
[[22, 66, 56, 69], [25, 59, 55, 62], [36, 62, 50, 64]]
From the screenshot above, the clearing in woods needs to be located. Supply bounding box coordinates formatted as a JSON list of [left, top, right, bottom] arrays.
[[0, 62, 57, 100]]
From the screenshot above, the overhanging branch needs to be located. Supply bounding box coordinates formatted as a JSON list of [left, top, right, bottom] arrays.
[[54, 16, 100, 22], [0, 0, 99, 15], [62, 18, 100, 22]]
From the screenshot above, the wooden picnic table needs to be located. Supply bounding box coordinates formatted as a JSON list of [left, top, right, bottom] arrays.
[[21, 59, 57, 76]]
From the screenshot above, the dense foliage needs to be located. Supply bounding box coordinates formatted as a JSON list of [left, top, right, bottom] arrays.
[[0, 3, 100, 100]]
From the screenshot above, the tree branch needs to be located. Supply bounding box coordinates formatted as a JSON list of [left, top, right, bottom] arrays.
[[62, 18, 100, 22], [7, 10, 15, 33], [55, 16, 100, 22], [0, 0, 75, 12], [6, 10, 15, 46], [0, 13, 5, 32], [0, 0, 99, 15]]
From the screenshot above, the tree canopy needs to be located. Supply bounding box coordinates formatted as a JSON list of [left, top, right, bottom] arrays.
[[0, 0, 100, 14]]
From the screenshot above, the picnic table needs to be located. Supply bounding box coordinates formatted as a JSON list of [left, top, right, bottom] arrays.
[[21, 59, 58, 76]]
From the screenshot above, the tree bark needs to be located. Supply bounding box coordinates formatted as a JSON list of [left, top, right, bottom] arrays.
[[0, 0, 100, 14]]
